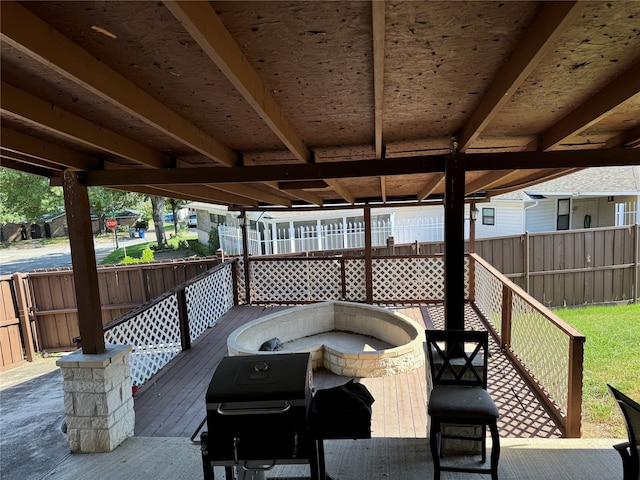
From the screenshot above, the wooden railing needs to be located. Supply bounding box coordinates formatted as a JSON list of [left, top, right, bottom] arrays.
[[471, 253, 585, 438], [101, 260, 237, 385]]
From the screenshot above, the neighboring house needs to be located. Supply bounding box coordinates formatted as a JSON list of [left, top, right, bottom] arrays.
[[188, 166, 640, 255]]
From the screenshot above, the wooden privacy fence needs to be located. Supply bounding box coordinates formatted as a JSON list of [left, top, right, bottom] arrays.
[[27, 257, 220, 350], [0, 274, 36, 370], [471, 253, 585, 438]]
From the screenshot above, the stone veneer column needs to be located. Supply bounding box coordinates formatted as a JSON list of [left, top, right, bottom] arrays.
[[56, 344, 135, 453]]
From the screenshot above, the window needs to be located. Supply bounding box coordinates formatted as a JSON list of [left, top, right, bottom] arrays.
[[557, 198, 570, 230], [482, 208, 495, 226]]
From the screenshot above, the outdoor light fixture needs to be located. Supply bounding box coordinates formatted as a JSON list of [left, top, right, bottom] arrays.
[[470, 207, 479, 222]]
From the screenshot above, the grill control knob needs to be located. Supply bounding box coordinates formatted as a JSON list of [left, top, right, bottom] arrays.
[[254, 361, 269, 372]]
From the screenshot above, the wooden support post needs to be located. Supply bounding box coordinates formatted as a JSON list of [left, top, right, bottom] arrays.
[[444, 152, 465, 330], [566, 336, 585, 438], [62, 171, 105, 354], [12, 273, 36, 362], [364, 206, 373, 304], [501, 285, 513, 349], [177, 289, 191, 351], [232, 259, 240, 306]]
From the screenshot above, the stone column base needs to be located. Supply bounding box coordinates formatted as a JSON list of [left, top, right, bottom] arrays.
[[56, 344, 135, 453]]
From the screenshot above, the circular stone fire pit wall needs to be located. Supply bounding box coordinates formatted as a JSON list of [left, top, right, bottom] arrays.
[[227, 301, 425, 377]]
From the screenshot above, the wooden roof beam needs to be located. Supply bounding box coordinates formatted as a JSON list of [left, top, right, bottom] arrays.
[[486, 168, 578, 196], [533, 62, 640, 151], [458, 1, 585, 152], [83, 149, 640, 187], [0, 156, 55, 177], [465, 171, 518, 195], [604, 124, 640, 149], [164, 0, 354, 204], [0, 1, 238, 168]]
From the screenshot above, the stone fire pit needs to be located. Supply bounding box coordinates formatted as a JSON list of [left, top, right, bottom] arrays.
[[227, 301, 424, 377]]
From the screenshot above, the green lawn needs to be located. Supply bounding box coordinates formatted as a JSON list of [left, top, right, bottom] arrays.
[[99, 229, 200, 265], [554, 303, 640, 438]]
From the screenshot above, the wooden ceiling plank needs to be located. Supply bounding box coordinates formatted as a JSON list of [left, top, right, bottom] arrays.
[[536, 62, 640, 151], [1, 83, 167, 169], [164, 0, 308, 164], [0, 126, 99, 171], [0, 1, 238, 168], [604, 124, 640, 149], [458, 1, 585, 152], [417, 173, 445, 201], [82, 149, 639, 187]]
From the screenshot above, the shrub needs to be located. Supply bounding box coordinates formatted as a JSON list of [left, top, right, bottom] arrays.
[[208, 225, 220, 254]]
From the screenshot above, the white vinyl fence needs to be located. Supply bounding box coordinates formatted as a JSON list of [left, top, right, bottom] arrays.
[[218, 217, 445, 256]]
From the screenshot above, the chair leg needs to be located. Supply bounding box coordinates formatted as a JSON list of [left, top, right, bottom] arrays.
[[430, 420, 442, 480], [481, 424, 487, 463], [489, 420, 500, 480]]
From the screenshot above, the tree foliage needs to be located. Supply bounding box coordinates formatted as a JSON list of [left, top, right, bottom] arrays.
[[0, 169, 64, 222]]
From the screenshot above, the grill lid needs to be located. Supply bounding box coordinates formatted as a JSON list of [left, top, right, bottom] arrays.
[[206, 353, 312, 406]]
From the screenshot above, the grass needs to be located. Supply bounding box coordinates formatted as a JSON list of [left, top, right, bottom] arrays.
[[554, 302, 640, 438], [99, 229, 202, 265]]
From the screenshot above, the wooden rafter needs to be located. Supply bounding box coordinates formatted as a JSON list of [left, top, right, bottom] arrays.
[[1, 149, 63, 171], [372, 0, 386, 201], [465, 171, 518, 196], [458, 1, 585, 152], [0, 126, 99, 171], [164, 0, 354, 204], [1, 83, 167, 169], [486, 168, 578, 196], [0, 156, 53, 177], [534, 62, 640, 151], [0, 1, 238, 167], [417, 174, 444, 201]]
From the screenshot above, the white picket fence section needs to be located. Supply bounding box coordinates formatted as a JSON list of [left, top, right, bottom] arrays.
[[218, 217, 444, 256]]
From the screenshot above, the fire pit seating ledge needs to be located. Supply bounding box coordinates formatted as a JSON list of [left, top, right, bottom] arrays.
[[227, 301, 425, 377]]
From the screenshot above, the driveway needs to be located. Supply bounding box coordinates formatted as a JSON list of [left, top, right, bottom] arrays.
[[0, 232, 153, 275]]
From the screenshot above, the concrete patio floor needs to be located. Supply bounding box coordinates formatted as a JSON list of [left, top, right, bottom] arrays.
[[39, 436, 622, 480]]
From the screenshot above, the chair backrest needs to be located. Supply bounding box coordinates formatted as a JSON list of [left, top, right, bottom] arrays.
[[608, 384, 640, 453], [425, 329, 489, 389]]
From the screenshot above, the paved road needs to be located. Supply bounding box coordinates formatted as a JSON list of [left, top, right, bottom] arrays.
[[0, 232, 153, 275]]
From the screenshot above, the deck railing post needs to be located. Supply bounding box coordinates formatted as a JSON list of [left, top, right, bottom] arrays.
[[231, 260, 239, 306], [340, 257, 347, 300], [566, 336, 585, 438], [501, 285, 512, 348], [177, 288, 191, 350]]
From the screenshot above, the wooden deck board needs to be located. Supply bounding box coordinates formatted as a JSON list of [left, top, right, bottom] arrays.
[[134, 303, 562, 439]]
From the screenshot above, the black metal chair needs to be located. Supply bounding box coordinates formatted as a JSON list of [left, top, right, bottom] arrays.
[[608, 384, 640, 480], [425, 329, 500, 480]]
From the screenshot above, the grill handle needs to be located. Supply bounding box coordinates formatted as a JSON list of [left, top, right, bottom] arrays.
[[216, 401, 291, 416], [241, 460, 276, 471]]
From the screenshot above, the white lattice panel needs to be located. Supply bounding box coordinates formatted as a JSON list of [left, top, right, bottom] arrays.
[[185, 263, 235, 340], [510, 294, 570, 415], [372, 257, 444, 301], [251, 259, 342, 302], [105, 296, 181, 386], [344, 259, 366, 301], [473, 261, 504, 334]]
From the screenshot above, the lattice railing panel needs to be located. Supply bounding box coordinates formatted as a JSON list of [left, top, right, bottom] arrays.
[[509, 293, 571, 415], [186, 263, 235, 340], [105, 296, 181, 386], [473, 259, 504, 335], [344, 259, 366, 301], [251, 259, 343, 303], [372, 257, 444, 301]]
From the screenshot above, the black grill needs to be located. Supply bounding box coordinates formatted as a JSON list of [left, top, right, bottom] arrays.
[[200, 353, 322, 480]]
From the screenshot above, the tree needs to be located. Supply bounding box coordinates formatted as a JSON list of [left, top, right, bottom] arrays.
[[88, 187, 146, 232], [0, 169, 64, 223], [167, 198, 187, 235], [150, 195, 168, 249]]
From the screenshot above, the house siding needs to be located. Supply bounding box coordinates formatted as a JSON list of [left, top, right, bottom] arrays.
[[475, 201, 525, 238]]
